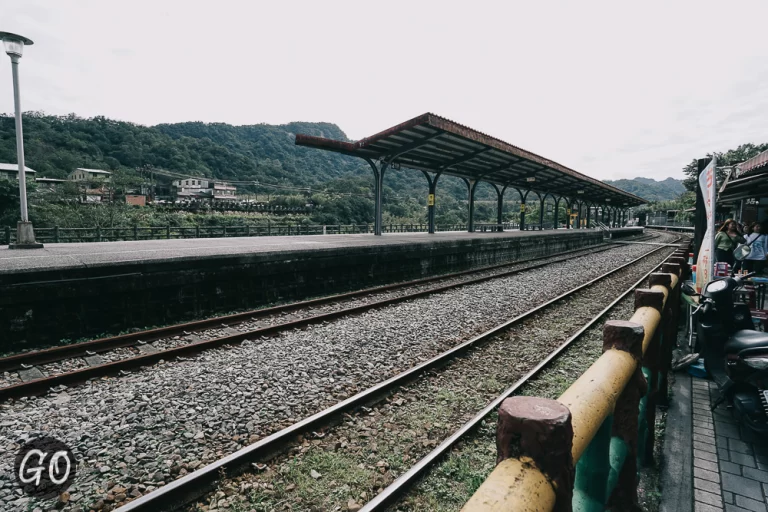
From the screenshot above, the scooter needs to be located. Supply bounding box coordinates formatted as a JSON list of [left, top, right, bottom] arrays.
[[683, 273, 768, 434]]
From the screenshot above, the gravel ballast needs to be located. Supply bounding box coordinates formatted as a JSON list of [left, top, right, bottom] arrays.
[[0, 233, 680, 511], [191, 242, 676, 511]]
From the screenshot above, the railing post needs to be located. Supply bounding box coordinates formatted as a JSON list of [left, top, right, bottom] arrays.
[[657, 263, 682, 405], [639, 277, 668, 469], [601, 319, 647, 512], [54, 226, 59, 243], [166, 225, 171, 239], [464, 396, 571, 511], [246, 224, 250, 237], [574, 415, 613, 511], [96, 226, 101, 242], [134, 225, 138, 240], [4, 226, 9, 246], [195, 225, 200, 238]]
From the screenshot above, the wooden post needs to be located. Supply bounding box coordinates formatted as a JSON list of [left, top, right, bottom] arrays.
[[602, 319, 647, 512], [465, 396, 571, 511], [635, 285, 665, 468]]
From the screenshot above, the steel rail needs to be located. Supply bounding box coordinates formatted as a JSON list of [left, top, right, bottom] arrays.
[[0, 242, 621, 373], [114, 239, 681, 512], [360, 238, 685, 511], [0, 244, 630, 400]]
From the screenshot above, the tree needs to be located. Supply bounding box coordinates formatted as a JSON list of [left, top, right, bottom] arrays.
[[682, 143, 768, 191]]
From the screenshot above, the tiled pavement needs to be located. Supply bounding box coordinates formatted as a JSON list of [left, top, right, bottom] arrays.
[[690, 377, 768, 512]]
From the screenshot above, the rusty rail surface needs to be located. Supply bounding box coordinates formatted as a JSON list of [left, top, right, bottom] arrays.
[[462, 243, 690, 512]]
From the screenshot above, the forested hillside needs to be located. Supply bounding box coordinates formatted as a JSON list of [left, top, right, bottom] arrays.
[[603, 177, 685, 201], [0, 113, 366, 184]]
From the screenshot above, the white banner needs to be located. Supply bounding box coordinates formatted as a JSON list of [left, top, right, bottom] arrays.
[[696, 157, 717, 291]]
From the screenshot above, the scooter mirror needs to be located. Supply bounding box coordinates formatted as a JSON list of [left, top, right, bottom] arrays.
[[682, 281, 697, 296]]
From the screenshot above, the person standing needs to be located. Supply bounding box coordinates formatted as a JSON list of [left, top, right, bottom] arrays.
[[743, 222, 768, 274], [715, 219, 745, 269]]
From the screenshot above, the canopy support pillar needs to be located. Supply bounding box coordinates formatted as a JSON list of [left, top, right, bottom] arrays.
[[464, 178, 479, 233], [519, 189, 530, 231], [364, 158, 389, 236], [421, 171, 442, 234]]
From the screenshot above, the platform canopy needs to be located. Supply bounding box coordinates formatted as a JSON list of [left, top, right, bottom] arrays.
[[296, 113, 646, 207], [718, 149, 768, 203]]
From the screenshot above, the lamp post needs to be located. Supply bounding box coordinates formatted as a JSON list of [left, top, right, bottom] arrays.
[[1, 31, 42, 249]]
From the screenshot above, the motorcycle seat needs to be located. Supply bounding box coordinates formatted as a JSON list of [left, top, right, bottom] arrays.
[[725, 329, 768, 354]]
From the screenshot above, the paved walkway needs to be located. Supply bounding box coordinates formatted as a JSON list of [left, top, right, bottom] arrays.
[[663, 372, 768, 512]]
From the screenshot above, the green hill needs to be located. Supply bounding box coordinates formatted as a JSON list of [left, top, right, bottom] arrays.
[[603, 177, 685, 201], [0, 113, 366, 185]]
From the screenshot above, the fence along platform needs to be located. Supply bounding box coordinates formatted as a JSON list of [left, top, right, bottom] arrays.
[[462, 244, 689, 511]]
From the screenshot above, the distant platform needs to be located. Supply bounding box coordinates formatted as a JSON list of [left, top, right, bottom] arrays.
[[0, 228, 640, 348], [0, 228, 640, 275]]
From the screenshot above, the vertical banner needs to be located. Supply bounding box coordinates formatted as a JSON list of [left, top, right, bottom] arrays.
[[695, 157, 717, 292]]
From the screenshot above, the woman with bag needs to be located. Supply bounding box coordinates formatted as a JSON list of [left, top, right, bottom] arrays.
[[743, 222, 768, 274], [714, 219, 745, 268]]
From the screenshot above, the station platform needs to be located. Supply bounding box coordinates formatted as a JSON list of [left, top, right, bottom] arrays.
[[0, 228, 640, 350], [0, 228, 640, 275]]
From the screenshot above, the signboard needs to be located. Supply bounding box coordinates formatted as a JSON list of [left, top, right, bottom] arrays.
[[427, 194, 435, 206], [695, 157, 717, 292], [520, 204, 526, 212], [566, 208, 571, 215]]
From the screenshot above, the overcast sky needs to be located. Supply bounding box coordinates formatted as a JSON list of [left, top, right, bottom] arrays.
[[2, 0, 767, 181]]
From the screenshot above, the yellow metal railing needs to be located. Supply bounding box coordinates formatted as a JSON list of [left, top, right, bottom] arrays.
[[463, 246, 688, 512]]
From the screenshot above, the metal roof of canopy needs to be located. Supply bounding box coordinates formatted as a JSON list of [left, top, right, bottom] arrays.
[[295, 113, 646, 207]]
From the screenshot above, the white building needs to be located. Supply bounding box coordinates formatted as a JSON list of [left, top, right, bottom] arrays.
[[172, 178, 210, 199], [172, 178, 237, 201], [69, 168, 112, 182], [0, 162, 36, 180]]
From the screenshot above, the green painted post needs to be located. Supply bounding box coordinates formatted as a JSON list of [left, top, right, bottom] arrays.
[[637, 366, 652, 467], [606, 436, 629, 499], [574, 415, 613, 511]]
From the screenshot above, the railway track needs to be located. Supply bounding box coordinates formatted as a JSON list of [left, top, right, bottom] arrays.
[[0, 234, 659, 400], [111, 235, 685, 512]]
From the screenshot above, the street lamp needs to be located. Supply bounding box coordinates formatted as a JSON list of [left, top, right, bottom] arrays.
[[0, 31, 42, 249]]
